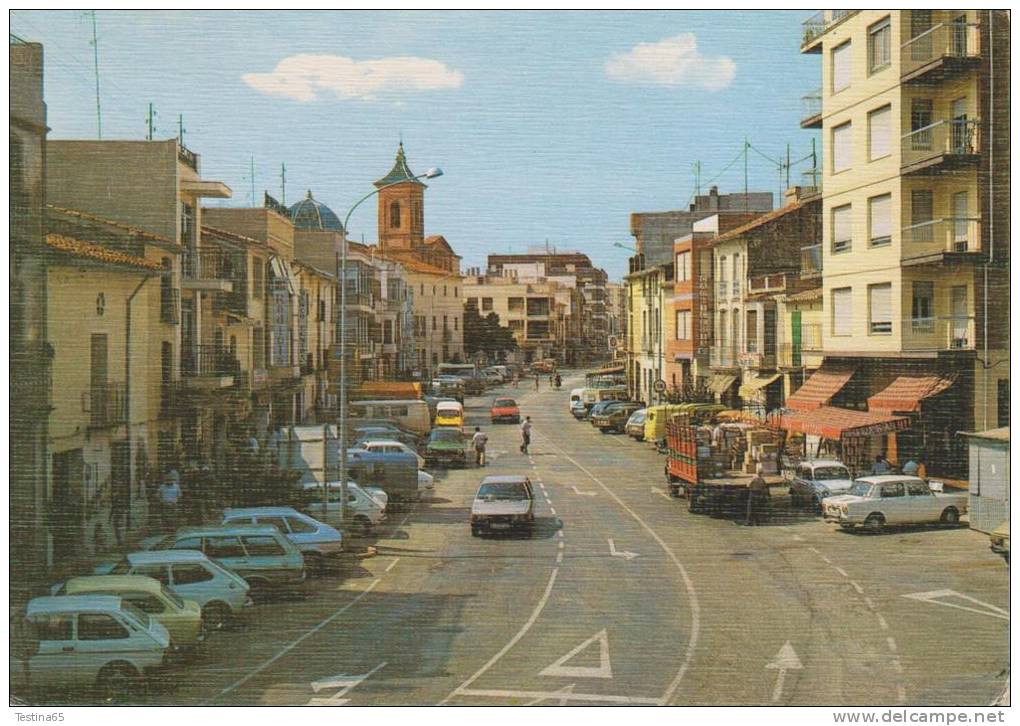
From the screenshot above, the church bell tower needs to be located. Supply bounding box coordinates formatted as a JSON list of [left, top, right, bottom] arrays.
[[375, 142, 425, 251]]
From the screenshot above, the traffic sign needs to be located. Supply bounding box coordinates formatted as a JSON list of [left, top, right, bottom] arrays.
[[653, 379, 667, 393]]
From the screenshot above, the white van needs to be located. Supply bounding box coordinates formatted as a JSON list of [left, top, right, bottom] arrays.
[[569, 388, 585, 411], [349, 400, 431, 437]]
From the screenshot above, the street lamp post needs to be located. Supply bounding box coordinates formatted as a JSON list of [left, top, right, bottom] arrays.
[[336, 167, 443, 519]]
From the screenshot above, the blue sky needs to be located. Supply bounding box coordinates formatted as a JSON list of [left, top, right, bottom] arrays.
[[11, 10, 821, 279]]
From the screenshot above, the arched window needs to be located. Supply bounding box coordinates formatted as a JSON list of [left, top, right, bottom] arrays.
[[389, 201, 401, 229]]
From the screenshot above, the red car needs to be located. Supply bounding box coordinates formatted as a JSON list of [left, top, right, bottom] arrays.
[[490, 397, 521, 424]]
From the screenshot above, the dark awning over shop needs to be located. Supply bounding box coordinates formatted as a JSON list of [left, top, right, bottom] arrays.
[[785, 364, 856, 411], [774, 406, 910, 440], [867, 375, 956, 413]]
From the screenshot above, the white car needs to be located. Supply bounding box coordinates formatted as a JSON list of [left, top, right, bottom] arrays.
[[92, 550, 252, 631], [418, 469, 435, 498], [302, 481, 387, 533], [355, 439, 426, 470], [13, 595, 170, 700], [222, 507, 344, 572], [822, 475, 969, 531]]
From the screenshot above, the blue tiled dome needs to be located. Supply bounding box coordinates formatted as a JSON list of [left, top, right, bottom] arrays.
[[289, 190, 344, 232]]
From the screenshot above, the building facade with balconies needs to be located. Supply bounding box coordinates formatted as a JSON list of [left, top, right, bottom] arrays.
[[46, 138, 232, 552], [797, 9, 1009, 474], [623, 255, 674, 406]]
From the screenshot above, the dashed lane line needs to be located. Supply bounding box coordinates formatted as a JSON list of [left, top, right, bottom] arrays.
[[384, 558, 400, 573]]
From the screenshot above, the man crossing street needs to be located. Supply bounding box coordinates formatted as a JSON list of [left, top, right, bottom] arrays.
[[471, 426, 489, 467]]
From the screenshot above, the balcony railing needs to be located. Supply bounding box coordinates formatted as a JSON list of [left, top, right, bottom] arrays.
[[801, 244, 823, 277], [85, 382, 127, 428], [801, 88, 822, 127], [748, 273, 790, 294], [740, 351, 777, 370], [802, 10, 857, 48], [901, 119, 980, 171], [903, 316, 975, 352], [902, 217, 981, 254], [180, 345, 240, 378], [182, 246, 234, 282], [160, 288, 180, 325], [178, 144, 198, 171], [731, 281, 741, 299], [901, 21, 980, 80], [710, 346, 739, 369]]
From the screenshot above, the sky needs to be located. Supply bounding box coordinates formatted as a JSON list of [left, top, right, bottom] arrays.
[[11, 10, 822, 280]]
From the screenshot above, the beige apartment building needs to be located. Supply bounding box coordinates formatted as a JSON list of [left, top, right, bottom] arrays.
[[797, 9, 1009, 474], [463, 272, 571, 365]]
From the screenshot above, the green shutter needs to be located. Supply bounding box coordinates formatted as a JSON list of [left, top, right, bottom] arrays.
[[791, 311, 802, 368]]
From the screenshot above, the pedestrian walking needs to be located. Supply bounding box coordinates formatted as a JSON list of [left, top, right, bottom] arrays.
[[744, 465, 769, 526], [902, 457, 920, 476], [520, 416, 533, 455], [471, 426, 489, 467], [534, 375, 540, 391], [916, 460, 928, 480]]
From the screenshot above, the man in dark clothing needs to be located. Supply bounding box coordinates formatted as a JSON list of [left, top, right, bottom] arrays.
[[745, 466, 770, 526]]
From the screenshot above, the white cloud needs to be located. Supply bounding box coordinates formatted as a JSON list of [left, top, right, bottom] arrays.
[[242, 53, 464, 102], [605, 33, 736, 91]]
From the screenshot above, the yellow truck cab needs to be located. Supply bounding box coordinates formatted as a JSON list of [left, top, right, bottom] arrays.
[[643, 405, 690, 443]]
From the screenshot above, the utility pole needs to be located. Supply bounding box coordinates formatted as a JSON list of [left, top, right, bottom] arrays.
[[811, 137, 818, 188], [743, 137, 749, 212], [694, 160, 701, 196], [146, 103, 155, 141], [250, 156, 256, 204], [281, 163, 287, 206], [786, 143, 791, 190], [88, 10, 102, 139]]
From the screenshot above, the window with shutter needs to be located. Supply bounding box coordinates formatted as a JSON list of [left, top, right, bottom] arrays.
[[832, 204, 852, 253], [869, 194, 892, 247], [832, 123, 852, 173], [832, 288, 852, 336], [868, 17, 891, 73], [869, 283, 892, 334], [868, 106, 891, 160], [832, 41, 851, 93]]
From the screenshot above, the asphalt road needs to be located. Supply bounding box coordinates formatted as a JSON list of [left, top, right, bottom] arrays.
[[59, 372, 1010, 706]]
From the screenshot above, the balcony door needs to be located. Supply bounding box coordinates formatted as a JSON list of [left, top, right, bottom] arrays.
[[911, 190, 934, 244], [952, 191, 970, 251], [951, 14, 968, 57], [950, 286, 969, 348], [910, 99, 934, 151], [90, 334, 108, 424], [910, 10, 932, 61], [950, 97, 970, 154]]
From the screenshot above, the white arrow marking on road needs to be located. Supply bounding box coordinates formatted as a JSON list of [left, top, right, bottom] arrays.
[[539, 629, 613, 679], [571, 485, 598, 496], [651, 487, 672, 500], [608, 539, 639, 560], [307, 662, 386, 706], [523, 683, 577, 705], [765, 642, 802, 703], [902, 589, 1009, 620]]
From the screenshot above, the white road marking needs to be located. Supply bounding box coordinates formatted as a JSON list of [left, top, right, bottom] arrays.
[[886, 637, 898, 653], [538, 629, 613, 679], [557, 530, 564, 539], [440, 567, 560, 705], [307, 662, 387, 706], [877, 614, 889, 631], [902, 589, 1010, 621], [457, 688, 658, 705], [523, 683, 576, 706], [558, 541, 564, 550], [807, 547, 822, 555], [571, 485, 598, 497], [850, 581, 865, 594], [765, 642, 803, 703], [651, 487, 673, 500], [556, 552, 564, 564], [214, 579, 381, 701], [791, 534, 805, 542], [897, 685, 907, 703], [891, 659, 904, 674], [864, 596, 878, 611], [834, 566, 849, 578], [534, 434, 701, 707], [820, 555, 832, 564], [550, 507, 557, 516], [607, 538, 640, 560], [384, 557, 400, 573]]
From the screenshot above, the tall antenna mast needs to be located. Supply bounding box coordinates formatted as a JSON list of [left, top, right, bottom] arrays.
[[88, 10, 102, 139], [146, 102, 155, 141], [250, 156, 256, 204], [281, 163, 287, 206]]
